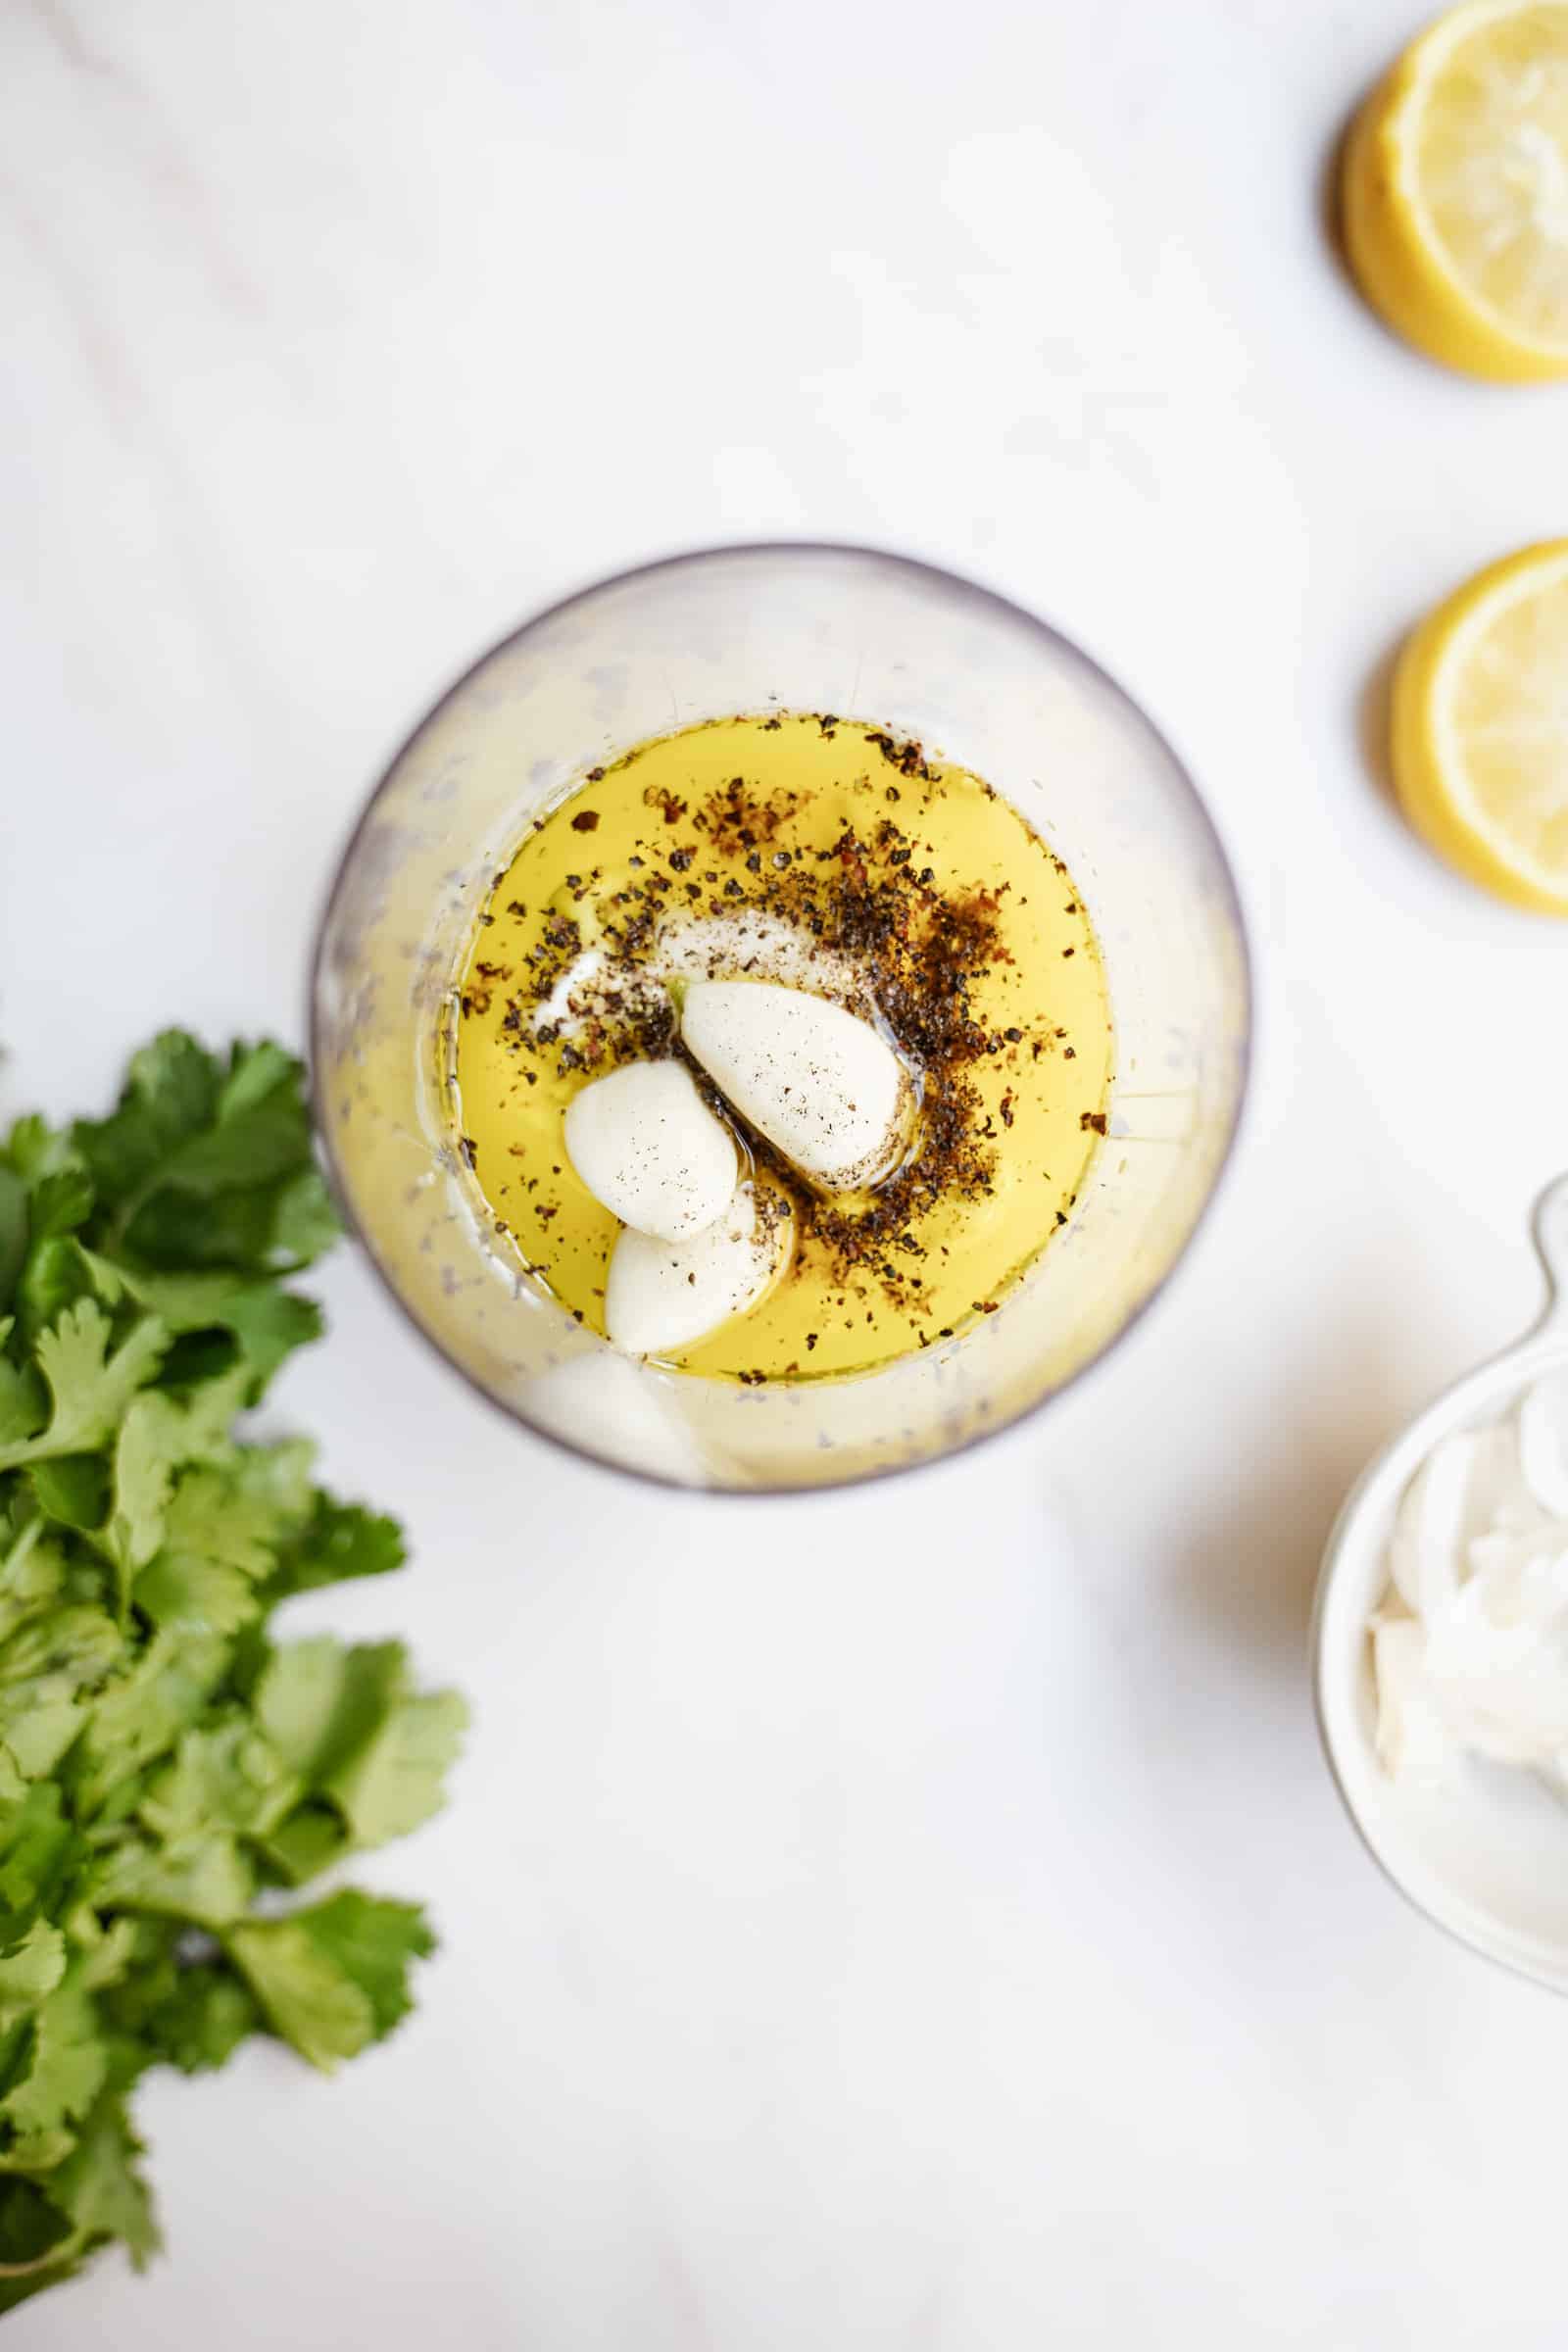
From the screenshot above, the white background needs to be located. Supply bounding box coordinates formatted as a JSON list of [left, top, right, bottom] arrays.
[[4, 0, 1568, 2344]]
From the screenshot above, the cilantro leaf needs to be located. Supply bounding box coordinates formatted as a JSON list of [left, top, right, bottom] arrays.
[[14, 1239, 108, 1352], [163, 1066, 313, 1200], [0, 1172, 25, 1314], [122, 1958, 258, 2078], [251, 1639, 466, 1849], [96, 1364, 252, 1616], [132, 1445, 324, 1638], [0, 1607, 124, 1780], [89, 1834, 255, 1930], [269, 1494, 406, 1601], [0, 1302, 168, 1473], [227, 1438, 318, 1527], [0, 2174, 77, 2280], [283, 1890, 434, 2040], [253, 1802, 347, 1888], [2, 1116, 86, 1187], [254, 1638, 407, 1784], [0, 1787, 83, 1943], [163, 1466, 287, 1583], [216, 1287, 324, 1394], [93, 1919, 258, 2076], [0, 2128, 76, 2179], [0, 1927, 67, 2024], [105, 1395, 192, 1590], [124, 1184, 304, 1279], [0, 1031, 459, 2309], [0, 1337, 46, 1453], [269, 1167, 340, 1268], [71, 1032, 222, 1214], [0, 1985, 107, 2138], [104, 1263, 326, 1400], [27, 1168, 94, 1246], [0, 1521, 67, 1649], [224, 1916, 376, 2073], [138, 1721, 299, 1844], [69, 1631, 231, 1818], [75, 1035, 330, 1282], [327, 1687, 468, 1847], [47, 2092, 159, 2269], [28, 1455, 110, 1534], [132, 1552, 258, 1641], [2, 1117, 55, 1181]]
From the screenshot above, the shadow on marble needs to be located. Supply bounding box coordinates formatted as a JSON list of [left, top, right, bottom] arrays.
[[1170, 1323, 1409, 1668], [1357, 628, 1412, 822]]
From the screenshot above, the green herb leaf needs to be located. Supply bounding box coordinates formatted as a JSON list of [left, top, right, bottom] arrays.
[[122, 1957, 258, 2078], [0, 2175, 77, 2280], [28, 1455, 110, 1535], [0, 1341, 46, 1452], [0, 1302, 168, 1474], [89, 1833, 255, 1931], [254, 1802, 347, 1889], [0, 1032, 460, 2308], [250, 1638, 466, 1848], [138, 1721, 300, 1844], [0, 1606, 124, 1780], [47, 2093, 159, 2269], [72, 1032, 222, 1214], [0, 1174, 26, 1315], [26, 1168, 95, 1246], [0, 1787, 83, 1943], [282, 1890, 434, 2040], [69, 1631, 231, 1818], [90, 1262, 321, 1399], [224, 1915, 376, 2073], [14, 1241, 106, 1352], [270, 1494, 406, 1601], [326, 1686, 468, 1848], [0, 1985, 108, 2138], [254, 1638, 407, 1784], [132, 1552, 258, 1640], [0, 1927, 67, 2024], [269, 1167, 340, 1269]]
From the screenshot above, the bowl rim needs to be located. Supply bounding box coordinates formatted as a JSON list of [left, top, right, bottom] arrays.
[[1311, 1318, 1568, 1997], [307, 537, 1255, 1496]]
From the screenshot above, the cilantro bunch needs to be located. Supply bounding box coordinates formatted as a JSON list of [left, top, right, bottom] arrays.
[[0, 1033, 466, 2313]]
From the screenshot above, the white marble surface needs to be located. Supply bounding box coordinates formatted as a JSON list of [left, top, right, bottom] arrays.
[[4, 0, 1568, 2342]]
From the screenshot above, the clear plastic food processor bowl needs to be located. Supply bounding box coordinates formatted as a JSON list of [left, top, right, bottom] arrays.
[[311, 545, 1251, 1493]]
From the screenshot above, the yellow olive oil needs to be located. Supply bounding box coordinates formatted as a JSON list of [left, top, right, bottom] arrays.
[[453, 713, 1111, 1380]]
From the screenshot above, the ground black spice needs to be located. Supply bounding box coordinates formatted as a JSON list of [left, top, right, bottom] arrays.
[[466, 716, 1108, 1339], [486, 740, 1035, 1309]]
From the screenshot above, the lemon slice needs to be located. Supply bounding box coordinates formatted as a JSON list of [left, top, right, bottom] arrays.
[[1392, 540, 1568, 911], [1343, 0, 1568, 381]]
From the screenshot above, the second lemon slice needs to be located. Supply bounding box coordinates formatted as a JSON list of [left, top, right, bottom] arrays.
[[1393, 540, 1568, 912], [1344, 0, 1568, 381]]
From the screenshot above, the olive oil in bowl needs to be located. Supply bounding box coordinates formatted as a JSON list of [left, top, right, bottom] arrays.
[[453, 712, 1112, 1383]]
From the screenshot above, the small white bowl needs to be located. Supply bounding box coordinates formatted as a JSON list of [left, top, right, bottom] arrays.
[[1311, 1173, 1568, 1995]]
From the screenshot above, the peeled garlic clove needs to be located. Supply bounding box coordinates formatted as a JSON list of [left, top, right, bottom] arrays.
[[680, 980, 908, 1191], [606, 1183, 791, 1357], [564, 1061, 735, 1241]]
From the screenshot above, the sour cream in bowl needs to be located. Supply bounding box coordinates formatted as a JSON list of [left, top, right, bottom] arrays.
[[1312, 1173, 1568, 1994]]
